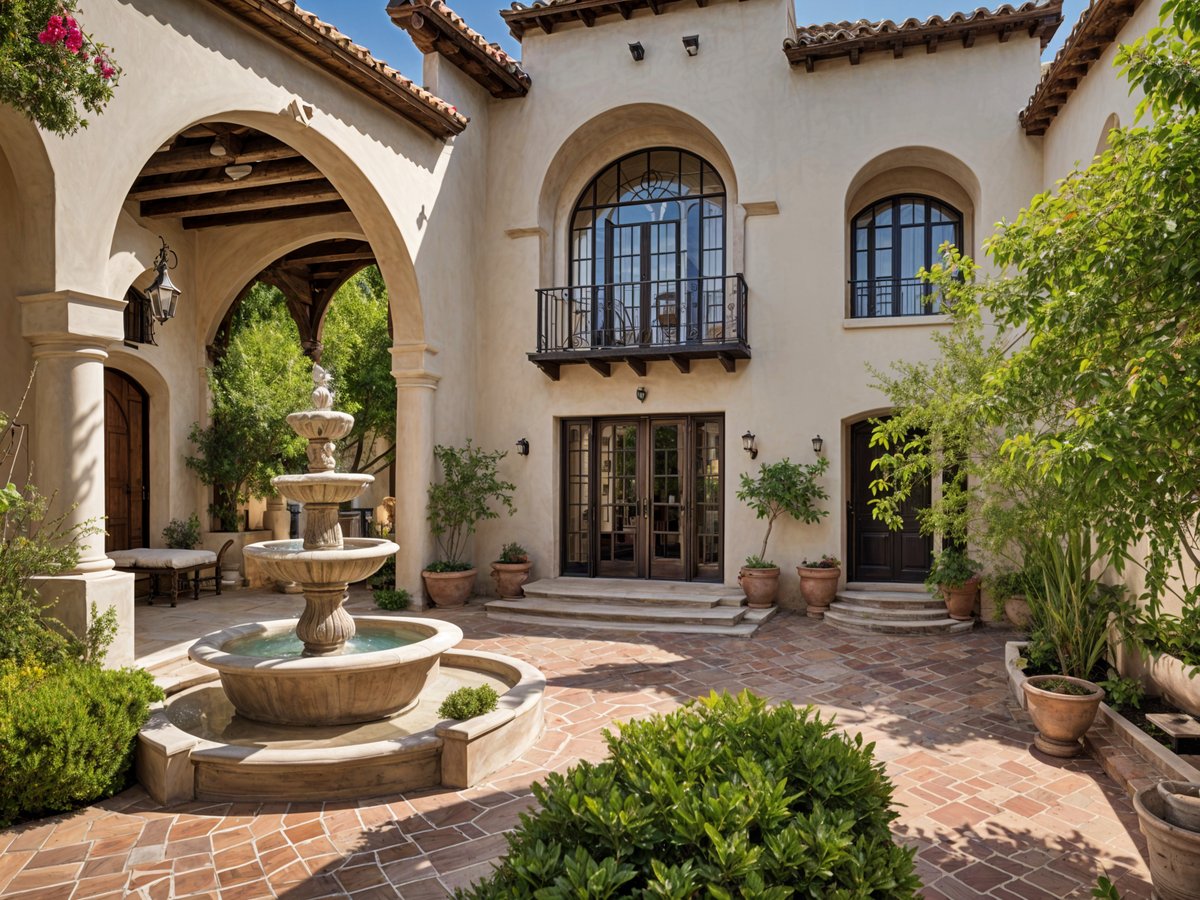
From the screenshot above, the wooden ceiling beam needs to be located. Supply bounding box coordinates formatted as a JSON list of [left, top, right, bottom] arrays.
[[141, 181, 340, 219], [182, 200, 351, 230], [282, 248, 374, 267], [128, 158, 325, 201], [140, 136, 301, 177]]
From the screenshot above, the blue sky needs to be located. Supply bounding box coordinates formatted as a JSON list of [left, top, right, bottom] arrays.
[[302, 0, 1087, 81]]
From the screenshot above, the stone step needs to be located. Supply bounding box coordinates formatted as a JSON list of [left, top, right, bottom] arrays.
[[823, 607, 975, 636], [845, 582, 928, 594], [835, 589, 945, 611], [484, 610, 762, 638], [829, 600, 951, 621], [522, 577, 745, 609], [485, 597, 747, 627]]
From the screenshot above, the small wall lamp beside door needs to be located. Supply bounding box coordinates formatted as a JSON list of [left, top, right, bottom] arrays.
[[742, 431, 758, 460], [515, 438, 530, 456]]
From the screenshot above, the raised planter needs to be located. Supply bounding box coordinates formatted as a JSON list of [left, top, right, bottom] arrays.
[[1022, 674, 1104, 758], [1134, 784, 1200, 900], [491, 561, 533, 599], [796, 565, 840, 618], [1149, 652, 1200, 718], [738, 566, 780, 609], [423, 568, 477, 608]]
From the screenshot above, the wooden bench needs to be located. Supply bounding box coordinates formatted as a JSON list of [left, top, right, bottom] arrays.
[[107, 540, 234, 607]]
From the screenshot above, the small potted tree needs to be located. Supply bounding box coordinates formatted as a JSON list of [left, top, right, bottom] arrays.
[[491, 542, 532, 599], [797, 554, 841, 618], [925, 548, 981, 620], [736, 457, 829, 609], [424, 442, 516, 608]]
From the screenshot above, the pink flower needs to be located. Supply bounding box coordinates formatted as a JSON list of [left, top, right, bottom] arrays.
[[94, 56, 115, 80], [64, 17, 84, 54], [37, 14, 67, 45]]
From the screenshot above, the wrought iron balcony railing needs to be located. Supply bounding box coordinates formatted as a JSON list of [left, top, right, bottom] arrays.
[[850, 277, 945, 318]]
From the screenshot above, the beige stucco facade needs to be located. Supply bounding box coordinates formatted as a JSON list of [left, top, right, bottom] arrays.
[[0, 0, 1167, 656]]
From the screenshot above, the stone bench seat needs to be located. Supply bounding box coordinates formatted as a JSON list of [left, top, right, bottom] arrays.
[[107, 542, 233, 607]]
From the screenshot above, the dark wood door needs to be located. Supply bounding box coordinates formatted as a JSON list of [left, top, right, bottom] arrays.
[[104, 369, 148, 552], [849, 419, 932, 583]]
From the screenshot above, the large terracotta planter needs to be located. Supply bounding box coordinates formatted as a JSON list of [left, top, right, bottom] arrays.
[[939, 578, 980, 621], [738, 566, 780, 609], [491, 561, 533, 599], [1149, 652, 1200, 718], [1022, 674, 1104, 758], [1134, 784, 1200, 900], [422, 568, 477, 608], [797, 566, 840, 618], [1004, 594, 1032, 630]]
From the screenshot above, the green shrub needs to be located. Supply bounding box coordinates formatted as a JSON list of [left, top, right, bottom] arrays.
[[497, 542, 528, 564], [162, 513, 201, 550], [736, 457, 830, 569], [461, 691, 920, 899], [925, 548, 981, 591], [0, 660, 163, 827], [369, 556, 396, 590], [373, 588, 410, 611], [439, 685, 499, 720], [425, 560, 474, 574]]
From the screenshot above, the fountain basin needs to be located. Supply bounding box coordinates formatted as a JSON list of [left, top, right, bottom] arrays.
[[188, 616, 461, 726], [287, 409, 354, 441], [243, 537, 398, 585], [272, 473, 374, 507]]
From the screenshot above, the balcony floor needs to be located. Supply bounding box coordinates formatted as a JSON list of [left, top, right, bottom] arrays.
[[529, 341, 750, 380]]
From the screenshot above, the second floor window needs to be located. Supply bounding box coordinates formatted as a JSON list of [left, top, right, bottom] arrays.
[[851, 195, 962, 318]]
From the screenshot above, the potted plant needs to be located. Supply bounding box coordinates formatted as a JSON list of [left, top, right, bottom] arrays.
[[1018, 530, 1114, 758], [925, 548, 981, 621], [989, 568, 1033, 629], [492, 542, 532, 599], [797, 554, 841, 618], [736, 457, 829, 609], [162, 514, 201, 550], [1133, 782, 1200, 900], [424, 442, 516, 608]]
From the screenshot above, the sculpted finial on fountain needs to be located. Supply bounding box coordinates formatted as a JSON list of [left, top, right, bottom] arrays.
[[311, 363, 334, 411]]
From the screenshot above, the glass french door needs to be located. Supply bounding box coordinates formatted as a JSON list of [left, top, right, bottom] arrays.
[[561, 415, 723, 582], [602, 221, 680, 346]]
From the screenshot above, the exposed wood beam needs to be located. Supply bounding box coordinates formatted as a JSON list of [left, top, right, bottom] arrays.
[[128, 158, 325, 201], [140, 137, 300, 177], [282, 248, 374, 267], [626, 358, 647, 377], [536, 361, 560, 381], [587, 360, 612, 377], [718, 353, 737, 373], [142, 181, 340, 218], [670, 355, 690, 374], [182, 200, 350, 230]]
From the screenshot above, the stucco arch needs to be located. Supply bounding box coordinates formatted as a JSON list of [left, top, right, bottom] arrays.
[[536, 104, 741, 287], [0, 106, 56, 294], [1095, 113, 1121, 158]]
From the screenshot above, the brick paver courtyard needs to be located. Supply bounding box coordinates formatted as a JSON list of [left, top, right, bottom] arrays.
[[0, 592, 1152, 899]]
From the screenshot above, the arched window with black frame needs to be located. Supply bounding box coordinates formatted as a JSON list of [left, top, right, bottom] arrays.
[[850, 195, 962, 318], [568, 148, 727, 347]]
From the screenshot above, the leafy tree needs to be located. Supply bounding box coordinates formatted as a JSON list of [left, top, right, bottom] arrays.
[[427, 442, 515, 568], [736, 457, 830, 566]]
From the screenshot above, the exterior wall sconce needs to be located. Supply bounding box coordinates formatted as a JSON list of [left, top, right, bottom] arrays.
[[636, 386, 647, 403], [515, 438, 530, 456], [628, 42, 645, 61], [812, 434, 824, 454], [146, 237, 182, 325], [682, 35, 700, 56], [742, 431, 758, 459]]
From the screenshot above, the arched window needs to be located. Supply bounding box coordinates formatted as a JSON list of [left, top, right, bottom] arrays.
[[850, 195, 962, 318], [568, 148, 726, 345]]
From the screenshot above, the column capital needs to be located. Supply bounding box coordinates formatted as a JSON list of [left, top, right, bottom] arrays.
[[19, 291, 125, 355], [391, 341, 441, 389]]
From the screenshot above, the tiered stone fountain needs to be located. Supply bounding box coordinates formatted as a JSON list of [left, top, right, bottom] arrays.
[[136, 366, 545, 803]]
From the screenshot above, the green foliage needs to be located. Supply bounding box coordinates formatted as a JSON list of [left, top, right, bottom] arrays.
[[0, 659, 162, 827], [461, 691, 919, 899], [924, 548, 981, 591], [800, 554, 841, 569], [187, 284, 309, 531], [424, 560, 475, 573], [736, 457, 830, 562], [1099, 671, 1144, 711], [427, 442, 516, 567], [438, 684, 500, 720], [372, 588, 410, 611], [0, 0, 119, 136], [161, 514, 201, 550], [1092, 875, 1122, 900], [742, 555, 778, 570], [369, 556, 395, 590], [498, 542, 529, 564]]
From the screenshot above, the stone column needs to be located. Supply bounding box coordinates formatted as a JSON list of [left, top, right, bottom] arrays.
[[19, 291, 135, 666], [391, 342, 440, 611]]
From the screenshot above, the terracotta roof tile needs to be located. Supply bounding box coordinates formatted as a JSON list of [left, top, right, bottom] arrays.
[[784, 1, 1063, 71], [502, 0, 722, 41], [201, 0, 468, 137], [388, 0, 530, 98]]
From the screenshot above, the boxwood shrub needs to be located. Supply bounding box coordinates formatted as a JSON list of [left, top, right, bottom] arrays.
[[461, 691, 919, 899], [0, 660, 163, 827]]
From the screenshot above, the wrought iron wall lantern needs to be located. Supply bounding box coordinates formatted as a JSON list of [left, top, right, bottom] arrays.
[[146, 237, 182, 325], [742, 431, 758, 460], [636, 386, 647, 403], [515, 438, 530, 456], [812, 434, 824, 454], [628, 42, 645, 61], [682, 35, 700, 56]]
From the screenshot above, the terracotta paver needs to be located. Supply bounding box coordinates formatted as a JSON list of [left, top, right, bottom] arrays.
[[0, 591, 1153, 898]]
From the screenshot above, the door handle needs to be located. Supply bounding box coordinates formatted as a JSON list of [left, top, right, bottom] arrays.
[[642, 497, 649, 520]]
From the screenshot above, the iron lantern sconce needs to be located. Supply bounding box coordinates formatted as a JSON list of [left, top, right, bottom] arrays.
[[628, 41, 645, 61], [146, 237, 181, 325], [636, 386, 647, 403], [515, 438, 530, 456], [682, 34, 700, 56], [742, 431, 758, 460], [812, 434, 824, 455]]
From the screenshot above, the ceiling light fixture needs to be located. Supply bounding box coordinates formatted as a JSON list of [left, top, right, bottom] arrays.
[[208, 138, 227, 157], [224, 164, 253, 181]]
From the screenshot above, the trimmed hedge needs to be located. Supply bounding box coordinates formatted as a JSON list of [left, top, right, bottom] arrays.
[[439, 684, 499, 720], [461, 691, 919, 899], [0, 660, 162, 827]]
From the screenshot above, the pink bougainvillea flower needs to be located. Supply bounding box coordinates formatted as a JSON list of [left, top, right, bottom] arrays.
[[38, 14, 67, 45], [64, 19, 84, 54]]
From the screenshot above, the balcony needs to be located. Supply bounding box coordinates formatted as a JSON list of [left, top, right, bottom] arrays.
[[850, 277, 946, 319], [529, 274, 749, 380]]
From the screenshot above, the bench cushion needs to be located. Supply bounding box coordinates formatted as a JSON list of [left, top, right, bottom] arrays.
[[107, 548, 218, 569]]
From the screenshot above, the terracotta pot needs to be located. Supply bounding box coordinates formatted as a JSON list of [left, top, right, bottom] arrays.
[[1134, 784, 1200, 900], [491, 561, 533, 599], [422, 568, 477, 608], [940, 578, 980, 621], [1149, 652, 1200, 718], [1022, 674, 1104, 758], [797, 566, 841, 618], [738, 566, 780, 609], [1004, 594, 1032, 630], [1158, 782, 1200, 833]]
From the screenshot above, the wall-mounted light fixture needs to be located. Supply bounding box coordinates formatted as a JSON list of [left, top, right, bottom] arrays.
[[636, 385, 647, 403], [682, 34, 700, 56], [515, 438, 530, 456], [146, 237, 182, 325], [742, 431, 758, 460], [811, 434, 824, 455], [628, 41, 645, 61]]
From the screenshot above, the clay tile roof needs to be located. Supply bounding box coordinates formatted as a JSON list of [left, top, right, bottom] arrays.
[[502, 0, 722, 41], [199, 0, 468, 138], [388, 0, 530, 98], [1021, 0, 1147, 135], [784, 1, 1063, 72]]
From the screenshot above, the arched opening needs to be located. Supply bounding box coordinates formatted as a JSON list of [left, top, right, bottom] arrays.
[[1096, 113, 1121, 158], [104, 369, 150, 552]]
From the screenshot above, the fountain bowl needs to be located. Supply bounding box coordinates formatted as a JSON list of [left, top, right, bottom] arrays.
[[286, 410, 354, 441], [243, 537, 398, 585], [272, 473, 374, 507], [188, 616, 463, 726]]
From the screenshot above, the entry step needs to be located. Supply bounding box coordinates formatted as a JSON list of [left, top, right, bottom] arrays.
[[522, 577, 746, 608]]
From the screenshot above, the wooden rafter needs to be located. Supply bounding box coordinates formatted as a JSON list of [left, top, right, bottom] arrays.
[[128, 158, 325, 201], [141, 180, 341, 219]]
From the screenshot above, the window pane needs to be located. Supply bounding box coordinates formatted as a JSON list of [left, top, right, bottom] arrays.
[[855, 226, 868, 251], [932, 223, 956, 253], [875, 205, 892, 227], [594, 164, 619, 206], [900, 226, 924, 280], [619, 153, 648, 202], [701, 162, 723, 194], [649, 150, 680, 195]]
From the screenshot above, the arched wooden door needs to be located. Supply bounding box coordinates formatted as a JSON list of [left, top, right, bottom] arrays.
[[104, 369, 149, 552]]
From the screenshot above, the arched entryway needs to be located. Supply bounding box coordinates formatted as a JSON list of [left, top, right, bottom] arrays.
[[847, 418, 932, 583], [104, 369, 149, 552]]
